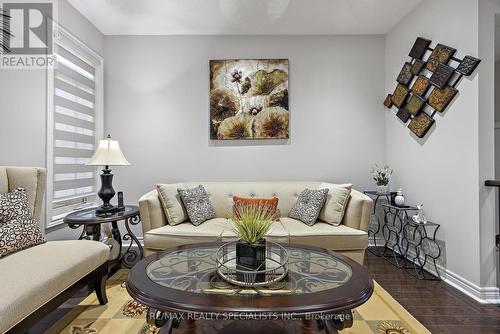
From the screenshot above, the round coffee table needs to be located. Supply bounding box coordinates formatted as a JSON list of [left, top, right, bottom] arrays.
[[126, 242, 373, 334]]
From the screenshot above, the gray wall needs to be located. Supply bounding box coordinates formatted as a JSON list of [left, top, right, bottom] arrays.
[[385, 0, 497, 290], [0, 0, 104, 240], [104, 35, 387, 238]]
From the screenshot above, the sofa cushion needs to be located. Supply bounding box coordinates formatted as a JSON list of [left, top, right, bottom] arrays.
[[178, 185, 216, 226], [318, 183, 352, 226], [281, 217, 368, 251], [0, 218, 46, 257], [289, 188, 329, 226], [0, 188, 32, 225], [145, 218, 228, 250], [221, 220, 289, 244], [156, 184, 189, 225], [0, 240, 109, 333]]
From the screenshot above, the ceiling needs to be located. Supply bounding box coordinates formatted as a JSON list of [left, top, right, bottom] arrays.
[[67, 0, 423, 35]]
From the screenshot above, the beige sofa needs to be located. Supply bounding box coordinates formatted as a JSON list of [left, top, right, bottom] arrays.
[[139, 182, 372, 264], [0, 167, 110, 334]]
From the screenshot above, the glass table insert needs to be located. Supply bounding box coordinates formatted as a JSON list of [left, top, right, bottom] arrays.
[[146, 244, 353, 296]]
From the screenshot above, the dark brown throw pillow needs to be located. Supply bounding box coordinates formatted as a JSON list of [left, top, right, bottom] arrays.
[[0, 188, 32, 226], [0, 218, 46, 257]]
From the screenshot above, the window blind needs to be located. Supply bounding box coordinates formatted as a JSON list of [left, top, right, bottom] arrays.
[[49, 29, 102, 223]]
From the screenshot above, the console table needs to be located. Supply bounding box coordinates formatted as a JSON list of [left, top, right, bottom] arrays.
[[363, 191, 391, 255], [64, 205, 143, 268], [381, 204, 441, 280]]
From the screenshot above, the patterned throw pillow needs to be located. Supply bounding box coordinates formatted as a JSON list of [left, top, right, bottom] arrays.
[[177, 185, 216, 226], [0, 218, 46, 258], [289, 188, 329, 226], [0, 188, 32, 225]]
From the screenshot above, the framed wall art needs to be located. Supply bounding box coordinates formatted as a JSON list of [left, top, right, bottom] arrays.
[[210, 59, 289, 140]]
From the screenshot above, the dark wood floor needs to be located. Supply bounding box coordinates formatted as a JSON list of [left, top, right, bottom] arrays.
[[30, 250, 500, 333]]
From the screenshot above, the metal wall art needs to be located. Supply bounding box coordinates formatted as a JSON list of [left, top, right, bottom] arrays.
[[383, 37, 481, 139]]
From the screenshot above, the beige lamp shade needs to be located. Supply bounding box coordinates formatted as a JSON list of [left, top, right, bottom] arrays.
[[86, 137, 130, 166]]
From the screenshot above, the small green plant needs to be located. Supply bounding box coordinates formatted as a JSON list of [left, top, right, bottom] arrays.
[[230, 203, 274, 245], [372, 164, 393, 186]]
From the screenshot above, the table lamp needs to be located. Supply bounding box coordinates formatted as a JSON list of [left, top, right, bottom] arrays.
[[87, 134, 130, 215]]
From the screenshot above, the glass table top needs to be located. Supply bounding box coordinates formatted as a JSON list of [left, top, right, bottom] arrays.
[[146, 244, 352, 296]]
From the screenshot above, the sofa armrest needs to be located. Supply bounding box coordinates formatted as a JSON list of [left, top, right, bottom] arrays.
[[139, 190, 168, 234], [342, 190, 373, 232]]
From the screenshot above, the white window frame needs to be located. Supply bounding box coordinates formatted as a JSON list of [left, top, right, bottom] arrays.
[[46, 24, 104, 229]]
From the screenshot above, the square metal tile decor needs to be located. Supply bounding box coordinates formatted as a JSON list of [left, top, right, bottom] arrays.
[[411, 75, 431, 97], [456, 56, 481, 76], [391, 84, 410, 109], [429, 63, 455, 89], [425, 44, 456, 72], [406, 94, 426, 115], [396, 107, 412, 123], [408, 112, 435, 138], [427, 86, 458, 113], [411, 59, 425, 75], [408, 37, 431, 60], [397, 62, 414, 86]]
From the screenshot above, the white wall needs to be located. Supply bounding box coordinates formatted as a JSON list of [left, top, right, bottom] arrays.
[[0, 0, 104, 239], [104, 35, 386, 238], [385, 0, 498, 290]]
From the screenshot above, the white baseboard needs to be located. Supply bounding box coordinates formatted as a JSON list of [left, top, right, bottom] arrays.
[[368, 239, 500, 304]]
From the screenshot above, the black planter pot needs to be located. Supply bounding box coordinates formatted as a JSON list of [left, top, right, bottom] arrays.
[[236, 239, 266, 283]]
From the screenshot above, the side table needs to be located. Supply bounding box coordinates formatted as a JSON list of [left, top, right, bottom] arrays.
[[381, 204, 418, 268], [364, 191, 391, 255], [64, 205, 143, 268], [401, 218, 441, 280]]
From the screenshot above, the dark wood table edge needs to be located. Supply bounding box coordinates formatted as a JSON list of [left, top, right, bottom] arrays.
[[63, 205, 140, 225], [126, 242, 374, 317]]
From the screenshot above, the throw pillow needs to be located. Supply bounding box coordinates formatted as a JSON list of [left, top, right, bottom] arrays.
[[177, 185, 216, 226], [232, 195, 280, 219], [289, 188, 329, 226], [156, 184, 189, 225], [0, 218, 46, 258], [318, 183, 353, 226], [0, 188, 32, 226]]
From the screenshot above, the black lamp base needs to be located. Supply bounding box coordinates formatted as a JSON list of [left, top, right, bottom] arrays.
[[95, 166, 125, 217]]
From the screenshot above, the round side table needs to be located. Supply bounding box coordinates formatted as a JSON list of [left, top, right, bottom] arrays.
[[64, 205, 143, 268]]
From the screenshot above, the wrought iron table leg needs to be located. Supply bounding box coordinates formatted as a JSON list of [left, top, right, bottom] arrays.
[[147, 308, 180, 334], [318, 311, 353, 334], [122, 215, 144, 268], [111, 221, 123, 255]]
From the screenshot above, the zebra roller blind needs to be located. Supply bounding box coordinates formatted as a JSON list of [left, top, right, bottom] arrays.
[[48, 27, 103, 224]]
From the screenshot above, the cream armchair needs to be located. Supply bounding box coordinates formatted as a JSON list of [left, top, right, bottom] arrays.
[[0, 167, 110, 334]]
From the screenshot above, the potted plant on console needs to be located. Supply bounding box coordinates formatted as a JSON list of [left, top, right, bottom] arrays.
[[231, 203, 274, 283], [372, 164, 393, 194]]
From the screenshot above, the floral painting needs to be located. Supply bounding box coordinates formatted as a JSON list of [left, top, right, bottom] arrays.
[[210, 59, 289, 140]]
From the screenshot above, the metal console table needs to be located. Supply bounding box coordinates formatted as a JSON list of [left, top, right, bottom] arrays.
[[364, 191, 391, 256], [381, 204, 441, 280], [381, 204, 418, 268], [401, 218, 441, 280]]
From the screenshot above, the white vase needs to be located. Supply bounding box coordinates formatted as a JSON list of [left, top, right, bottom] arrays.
[[377, 185, 389, 194], [394, 189, 405, 206]]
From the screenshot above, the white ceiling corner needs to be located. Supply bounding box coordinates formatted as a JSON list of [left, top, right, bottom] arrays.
[[67, 0, 423, 36]]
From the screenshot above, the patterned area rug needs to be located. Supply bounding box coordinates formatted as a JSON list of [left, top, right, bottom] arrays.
[[46, 270, 430, 334]]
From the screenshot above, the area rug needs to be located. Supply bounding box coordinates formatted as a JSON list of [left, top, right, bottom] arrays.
[[46, 270, 430, 334]]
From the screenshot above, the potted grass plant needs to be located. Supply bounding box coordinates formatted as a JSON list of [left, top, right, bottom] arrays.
[[230, 203, 275, 283]]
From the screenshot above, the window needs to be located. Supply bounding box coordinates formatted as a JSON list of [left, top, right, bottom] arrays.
[[46, 25, 103, 228]]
